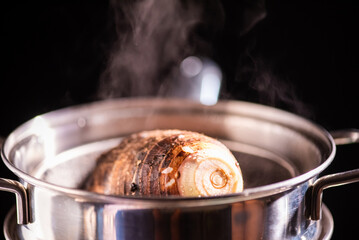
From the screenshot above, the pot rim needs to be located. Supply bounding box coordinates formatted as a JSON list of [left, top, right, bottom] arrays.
[[1, 98, 337, 207]]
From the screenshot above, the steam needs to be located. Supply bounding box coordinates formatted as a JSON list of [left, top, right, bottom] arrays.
[[97, 0, 310, 117], [99, 0, 203, 98], [251, 65, 310, 116], [235, 55, 312, 117]]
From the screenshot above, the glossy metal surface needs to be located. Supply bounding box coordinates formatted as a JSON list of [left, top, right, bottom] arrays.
[[305, 129, 359, 220], [3, 205, 334, 240], [1, 133, 29, 225], [330, 129, 359, 145], [0, 99, 356, 239], [0, 178, 28, 224]]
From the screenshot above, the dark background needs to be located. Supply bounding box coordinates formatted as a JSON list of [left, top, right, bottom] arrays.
[[1, 1, 358, 239]]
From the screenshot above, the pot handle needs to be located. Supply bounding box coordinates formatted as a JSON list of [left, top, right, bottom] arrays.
[[0, 138, 29, 225], [306, 129, 359, 221], [0, 178, 29, 224]]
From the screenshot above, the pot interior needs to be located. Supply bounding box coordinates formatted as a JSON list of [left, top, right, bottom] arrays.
[[2, 98, 334, 197], [33, 137, 296, 190]]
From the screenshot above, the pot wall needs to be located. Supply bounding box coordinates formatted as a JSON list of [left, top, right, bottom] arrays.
[[17, 179, 319, 240]]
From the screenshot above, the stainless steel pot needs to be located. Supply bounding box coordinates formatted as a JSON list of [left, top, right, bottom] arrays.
[[1, 98, 358, 240]]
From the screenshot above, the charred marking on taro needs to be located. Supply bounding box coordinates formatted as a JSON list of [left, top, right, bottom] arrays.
[[130, 183, 139, 192]]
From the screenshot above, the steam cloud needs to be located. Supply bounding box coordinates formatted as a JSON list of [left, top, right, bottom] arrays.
[[98, 0, 204, 98], [98, 0, 310, 117], [235, 54, 312, 117], [251, 64, 311, 116]]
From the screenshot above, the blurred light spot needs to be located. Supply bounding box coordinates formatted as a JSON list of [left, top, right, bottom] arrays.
[[200, 72, 221, 105], [180, 56, 203, 78]]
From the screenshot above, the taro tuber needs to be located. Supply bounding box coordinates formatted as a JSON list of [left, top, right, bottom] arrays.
[[85, 129, 243, 197]]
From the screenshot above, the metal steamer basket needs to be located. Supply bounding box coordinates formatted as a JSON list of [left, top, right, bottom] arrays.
[[1, 98, 359, 240]]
